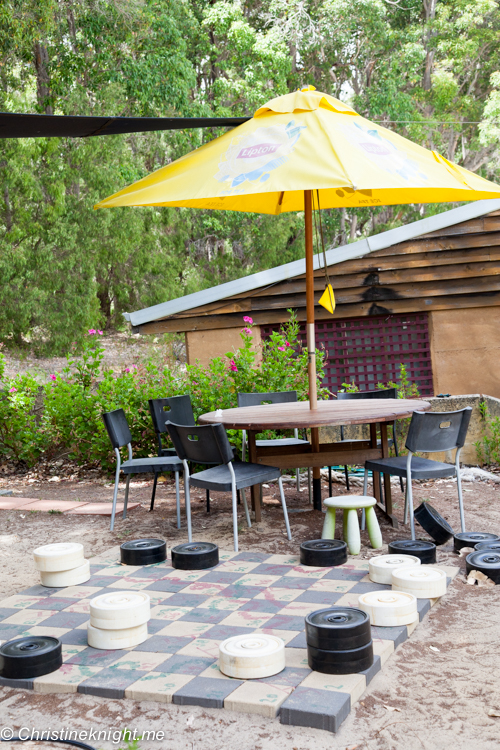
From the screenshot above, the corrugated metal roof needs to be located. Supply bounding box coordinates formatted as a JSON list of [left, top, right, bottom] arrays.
[[125, 198, 500, 327]]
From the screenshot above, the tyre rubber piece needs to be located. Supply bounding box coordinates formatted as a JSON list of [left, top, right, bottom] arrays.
[[218, 634, 285, 679], [0, 636, 62, 679], [388, 539, 437, 564], [87, 622, 148, 649], [475, 541, 500, 552], [40, 560, 91, 588], [33, 543, 84, 572], [454, 532, 500, 553], [300, 539, 348, 567], [307, 642, 373, 674], [89, 591, 150, 629], [305, 607, 371, 650], [414, 503, 454, 545], [368, 554, 420, 584], [171, 542, 219, 570], [120, 538, 166, 566], [466, 550, 500, 584], [391, 566, 447, 598]]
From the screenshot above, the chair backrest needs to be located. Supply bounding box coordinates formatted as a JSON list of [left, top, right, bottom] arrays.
[[149, 396, 195, 435], [336, 388, 397, 400], [166, 422, 234, 464], [237, 390, 298, 408], [405, 408, 472, 454], [102, 408, 132, 449]]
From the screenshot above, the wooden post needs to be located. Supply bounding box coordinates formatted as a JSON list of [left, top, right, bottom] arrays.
[[304, 190, 322, 510]]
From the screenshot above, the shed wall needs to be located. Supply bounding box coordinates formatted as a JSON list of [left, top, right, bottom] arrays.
[[429, 307, 500, 399]]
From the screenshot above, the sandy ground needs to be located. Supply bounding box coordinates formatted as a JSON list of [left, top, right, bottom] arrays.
[[0, 473, 499, 750]]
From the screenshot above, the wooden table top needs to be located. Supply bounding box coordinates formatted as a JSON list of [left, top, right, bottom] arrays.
[[199, 398, 431, 430]]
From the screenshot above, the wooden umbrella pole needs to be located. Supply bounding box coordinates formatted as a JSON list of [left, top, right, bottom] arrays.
[[304, 190, 322, 510]]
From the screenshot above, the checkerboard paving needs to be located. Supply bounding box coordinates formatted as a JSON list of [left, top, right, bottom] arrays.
[[0, 547, 459, 733]]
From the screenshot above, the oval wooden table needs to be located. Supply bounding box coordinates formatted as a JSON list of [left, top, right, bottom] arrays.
[[199, 398, 431, 526]]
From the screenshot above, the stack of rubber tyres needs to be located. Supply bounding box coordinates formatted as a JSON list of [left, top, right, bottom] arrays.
[[87, 591, 150, 649], [0, 635, 62, 680], [33, 543, 90, 587], [305, 607, 373, 674], [120, 538, 167, 566]]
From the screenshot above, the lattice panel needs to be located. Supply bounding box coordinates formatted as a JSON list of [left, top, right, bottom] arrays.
[[261, 313, 433, 397]]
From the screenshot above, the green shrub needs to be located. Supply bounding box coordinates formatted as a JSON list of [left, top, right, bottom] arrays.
[[0, 312, 327, 470], [475, 400, 500, 466]]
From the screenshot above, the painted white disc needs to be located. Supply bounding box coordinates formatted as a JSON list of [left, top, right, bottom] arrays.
[[358, 590, 418, 626], [87, 621, 148, 650], [391, 566, 447, 598], [369, 554, 421, 584], [33, 543, 84, 572], [219, 634, 285, 679], [89, 591, 150, 629], [40, 560, 90, 588]]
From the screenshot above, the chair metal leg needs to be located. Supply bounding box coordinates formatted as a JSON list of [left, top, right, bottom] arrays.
[[184, 474, 193, 542], [241, 488, 252, 529], [175, 471, 181, 529], [231, 481, 239, 552], [344, 465, 350, 491], [296, 468, 300, 491], [150, 473, 158, 512], [206, 489, 210, 513], [123, 474, 131, 519], [456, 450, 466, 532], [278, 477, 292, 540], [110, 459, 121, 532], [405, 454, 415, 539], [328, 466, 332, 497], [404, 478, 410, 525], [360, 469, 368, 531]]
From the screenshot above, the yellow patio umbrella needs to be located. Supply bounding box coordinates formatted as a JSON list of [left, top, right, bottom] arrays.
[[95, 86, 500, 410]]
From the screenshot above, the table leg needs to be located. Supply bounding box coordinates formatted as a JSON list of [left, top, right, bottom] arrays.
[[380, 423, 392, 515], [369, 424, 381, 504], [311, 427, 322, 511], [247, 430, 262, 523]]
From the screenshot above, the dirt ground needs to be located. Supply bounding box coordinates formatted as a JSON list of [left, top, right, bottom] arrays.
[[0, 471, 499, 750]]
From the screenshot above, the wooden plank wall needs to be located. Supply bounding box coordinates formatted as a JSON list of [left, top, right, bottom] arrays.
[[135, 211, 500, 334]]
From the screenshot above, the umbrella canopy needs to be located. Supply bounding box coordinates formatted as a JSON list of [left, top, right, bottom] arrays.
[[95, 88, 500, 212], [96, 86, 500, 511]]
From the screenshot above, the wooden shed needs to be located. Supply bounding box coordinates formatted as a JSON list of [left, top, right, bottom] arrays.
[[124, 199, 500, 399]]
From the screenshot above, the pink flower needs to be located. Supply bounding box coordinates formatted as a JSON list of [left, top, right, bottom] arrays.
[[50, 374, 57, 381], [241, 327, 252, 335], [97, 330, 103, 335], [278, 346, 285, 351], [243, 316, 253, 324], [229, 359, 238, 372], [88, 328, 96, 335], [125, 368, 130, 373], [285, 341, 291, 347], [9, 387, 17, 393]]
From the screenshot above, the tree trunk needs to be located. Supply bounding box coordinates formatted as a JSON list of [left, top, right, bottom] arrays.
[[34, 42, 53, 114], [422, 0, 437, 91]]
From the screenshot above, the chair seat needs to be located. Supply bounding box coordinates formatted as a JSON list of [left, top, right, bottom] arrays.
[[365, 455, 457, 479], [122, 456, 183, 474], [324, 495, 376, 510], [190, 461, 280, 492], [256, 437, 309, 447]]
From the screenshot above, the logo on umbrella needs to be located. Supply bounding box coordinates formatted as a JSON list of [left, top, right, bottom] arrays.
[[215, 120, 306, 192]]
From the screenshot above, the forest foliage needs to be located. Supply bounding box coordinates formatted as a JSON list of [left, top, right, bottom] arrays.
[[2, 0, 500, 353]]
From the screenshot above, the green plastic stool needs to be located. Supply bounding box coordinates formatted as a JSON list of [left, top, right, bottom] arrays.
[[321, 495, 383, 555]]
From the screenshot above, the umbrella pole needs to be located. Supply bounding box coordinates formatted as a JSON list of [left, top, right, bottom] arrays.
[[304, 189, 322, 510]]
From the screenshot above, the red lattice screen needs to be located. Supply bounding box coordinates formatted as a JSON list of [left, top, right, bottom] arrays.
[[261, 312, 434, 397]]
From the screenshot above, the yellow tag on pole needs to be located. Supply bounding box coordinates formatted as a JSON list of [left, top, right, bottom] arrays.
[[319, 284, 335, 314]]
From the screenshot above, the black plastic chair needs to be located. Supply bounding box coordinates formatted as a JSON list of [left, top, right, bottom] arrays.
[[237, 390, 311, 498], [166, 421, 292, 551], [336, 388, 404, 494], [363, 407, 472, 539], [149, 395, 217, 514], [102, 408, 183, 531]]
